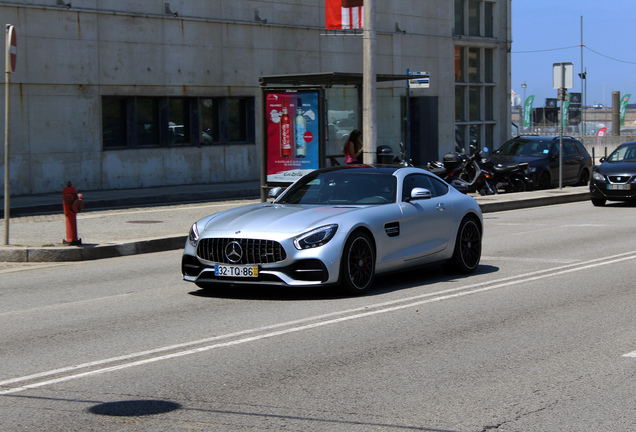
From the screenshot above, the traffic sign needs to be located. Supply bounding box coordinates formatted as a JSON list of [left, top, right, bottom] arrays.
[[6, 24, 16, 73], [553, 62, 573, 89]]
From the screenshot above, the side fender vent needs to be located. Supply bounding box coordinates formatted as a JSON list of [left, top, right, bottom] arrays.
[[384, 222, 400, 237]]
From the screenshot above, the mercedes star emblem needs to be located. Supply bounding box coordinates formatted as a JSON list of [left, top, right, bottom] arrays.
[[225, 241, 243, 263]]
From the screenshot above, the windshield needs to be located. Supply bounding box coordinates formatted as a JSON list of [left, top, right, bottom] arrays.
[[278, 171, 397, 205], [497, 139, 552, 157], [608, 144, 636, 162]]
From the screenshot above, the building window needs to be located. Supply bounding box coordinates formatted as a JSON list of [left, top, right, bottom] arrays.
[[484, 49, 494, 83], [485, 86, 494, 121], [200, 98, 219, 143], [454, 0, 464, 35], [455, 87, 465, 122], [455, 46, 465, 82], [136, 97, 160, 147], [485, 2, 494, 37], [468, 0, 480, 36], [101, 96, 255, 149], [102, 97, 128, 149], [228, 98, 250, 143], [468, 48, 480, 83], [168, 98, 191, 146], [469, 87, 481, 121]]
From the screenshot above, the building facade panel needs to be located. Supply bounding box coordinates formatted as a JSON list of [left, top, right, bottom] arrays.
[[0, 0, 511, 196]]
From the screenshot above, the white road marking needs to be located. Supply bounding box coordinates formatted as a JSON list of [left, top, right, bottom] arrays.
[[623, 351, 636, 358], [3, 250, 636, 395]]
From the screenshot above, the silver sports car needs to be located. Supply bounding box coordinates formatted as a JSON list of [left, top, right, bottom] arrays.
[[182, 165, 483, 295]]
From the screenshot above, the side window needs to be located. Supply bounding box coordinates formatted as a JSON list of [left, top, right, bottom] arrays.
[[402, 174, 444, 201], [564, 142, 578, 156], [575, 141, 588, 155], [429, 176, 450, 197]]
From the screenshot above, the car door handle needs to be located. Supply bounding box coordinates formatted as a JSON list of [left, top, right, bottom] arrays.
[[436, 203, 446, 211]]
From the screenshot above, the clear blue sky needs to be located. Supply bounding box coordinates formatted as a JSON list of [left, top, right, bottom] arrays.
[[511, 1, 636, 108]]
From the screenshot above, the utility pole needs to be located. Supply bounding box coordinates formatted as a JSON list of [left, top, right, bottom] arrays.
[[362, 0, 376, 164]]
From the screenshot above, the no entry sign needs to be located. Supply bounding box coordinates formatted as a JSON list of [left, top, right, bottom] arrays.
[[6, 24, 16, 73]]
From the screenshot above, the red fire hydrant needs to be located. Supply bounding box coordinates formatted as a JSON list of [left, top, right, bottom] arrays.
[[62, 181, 84, 245]]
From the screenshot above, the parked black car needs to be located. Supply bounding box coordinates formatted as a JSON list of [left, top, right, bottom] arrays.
[[487, 136, 592, 190], [589, 141, 636, 206]]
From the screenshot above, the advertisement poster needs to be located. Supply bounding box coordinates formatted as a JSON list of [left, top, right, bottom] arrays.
[[265, 91, 320, 183]]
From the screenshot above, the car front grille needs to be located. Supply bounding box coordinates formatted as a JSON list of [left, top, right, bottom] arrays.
[[608, 175, 635, 184], [197, 238, 287, 265]]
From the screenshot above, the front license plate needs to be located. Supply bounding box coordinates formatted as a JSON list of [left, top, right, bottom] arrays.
[[215, 265, 258, 278], [608, 184, 631, 190]]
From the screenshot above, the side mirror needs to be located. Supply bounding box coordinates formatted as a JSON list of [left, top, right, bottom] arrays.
[[599, 157, 607, 163], [408, 187, 432, 201], [268, 187, 283, 199]]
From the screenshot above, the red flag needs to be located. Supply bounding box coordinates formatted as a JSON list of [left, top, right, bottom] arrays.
[[595, 127, 607, 146], [326, 0, 364, 30]]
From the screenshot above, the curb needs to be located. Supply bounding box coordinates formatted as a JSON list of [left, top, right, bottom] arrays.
[[0, 236, 187, 263], [477, 191, 590, 213]]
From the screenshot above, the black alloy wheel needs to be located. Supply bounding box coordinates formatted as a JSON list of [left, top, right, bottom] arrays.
[[445, 218, 481, 274], [340, 232, 375, 295]]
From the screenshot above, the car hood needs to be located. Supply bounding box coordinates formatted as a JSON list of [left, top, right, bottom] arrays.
[[598, 161, 636, 175], [488, 154, 546, 166], [199, 202, 364, 236]]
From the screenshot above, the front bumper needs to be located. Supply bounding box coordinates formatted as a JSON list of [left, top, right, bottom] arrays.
[[590, 180, 636, 201], [181, 235, 343, 287], [182, 254, 332, 286]]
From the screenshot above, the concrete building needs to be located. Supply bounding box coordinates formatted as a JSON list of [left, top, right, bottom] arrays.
[[1, 0, 511, 195]]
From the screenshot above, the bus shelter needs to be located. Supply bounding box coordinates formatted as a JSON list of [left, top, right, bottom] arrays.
[[258, 72, 412, 200]]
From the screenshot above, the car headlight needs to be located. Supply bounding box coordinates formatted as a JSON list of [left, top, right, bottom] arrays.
[[525, 167, 537, 175], [188, 223, 200, 247], [294, 224, 338, 250], [592, 172, 606, 182]]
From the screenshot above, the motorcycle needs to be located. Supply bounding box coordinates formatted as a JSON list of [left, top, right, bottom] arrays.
[[428, 150, 497, 196], [482, 159, 528, 193]]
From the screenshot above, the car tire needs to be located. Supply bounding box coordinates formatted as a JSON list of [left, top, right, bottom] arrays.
[[591, 198, 606, 207], [444, 217, 481, 274], [340, 231, 375, 295], [537, 171, 551, 189], [577, 169, 590, 186], [511, 177, 526, 193]]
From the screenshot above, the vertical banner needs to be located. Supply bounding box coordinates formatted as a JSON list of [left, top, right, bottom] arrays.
[[265, 91, 320, 183], [326, 0, 364, 30], [522, 95, 534, 128], [620, 94, 631, 126], [561, 97, 570, 129]]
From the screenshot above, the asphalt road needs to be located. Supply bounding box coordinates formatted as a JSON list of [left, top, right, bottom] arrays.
[[1, 201, 635, 431]]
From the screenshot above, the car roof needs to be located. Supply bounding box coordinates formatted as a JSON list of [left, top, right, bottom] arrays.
[[312, 165, 402, 176], [510, 135, 579, 141]]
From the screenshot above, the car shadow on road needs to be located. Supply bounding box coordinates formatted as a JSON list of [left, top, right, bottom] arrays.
[[188, 264, 500, 301]]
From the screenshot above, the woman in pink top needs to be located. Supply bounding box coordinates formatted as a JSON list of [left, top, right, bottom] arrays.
[[343, 129, 363, 164]]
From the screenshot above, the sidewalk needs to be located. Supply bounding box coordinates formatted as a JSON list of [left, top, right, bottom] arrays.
[[0, 182, 590, 263]]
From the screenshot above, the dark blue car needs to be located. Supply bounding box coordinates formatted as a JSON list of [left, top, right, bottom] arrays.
[[487, 136, 592, 190], [590, 141, 636, 206]]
